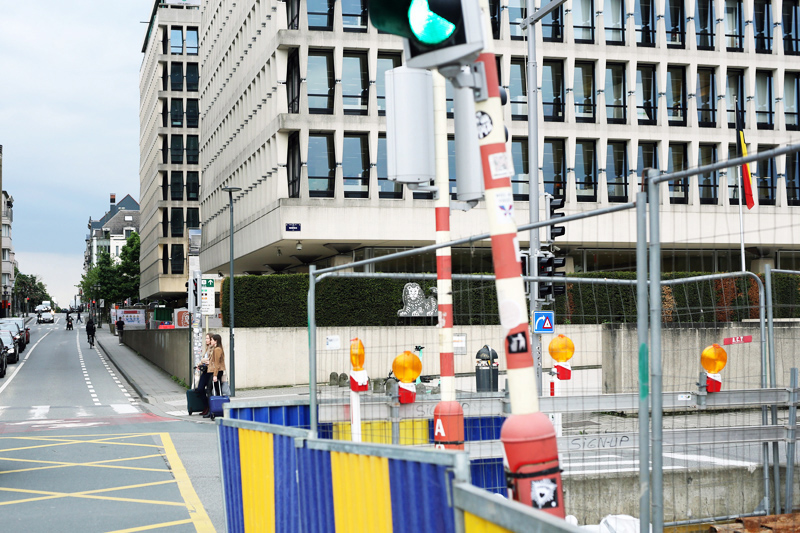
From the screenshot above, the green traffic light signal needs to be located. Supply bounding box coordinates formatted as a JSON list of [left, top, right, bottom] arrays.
[[369, 0, 460, 46], [409, 0, 456, 44]]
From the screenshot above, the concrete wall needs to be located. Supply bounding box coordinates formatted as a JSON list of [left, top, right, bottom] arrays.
[[123, 329, 192, 385]]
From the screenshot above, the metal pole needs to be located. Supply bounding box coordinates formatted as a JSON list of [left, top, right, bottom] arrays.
[[227, 189, 236, 397], [786, 367, 798, 513], [648, 174, 663, 531], [737, 165, 746, 270], [636, 191, 650, 532], [765, 264, 781, 514], [308, 265, 318, 437]]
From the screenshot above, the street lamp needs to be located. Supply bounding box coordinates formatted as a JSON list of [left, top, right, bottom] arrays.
[[222, 186, 242, 397], [93, 283, 101, 325], [2, 285, 7, 319]]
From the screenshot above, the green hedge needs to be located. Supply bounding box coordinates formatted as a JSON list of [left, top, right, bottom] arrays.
[[220, 272, 800, 327]]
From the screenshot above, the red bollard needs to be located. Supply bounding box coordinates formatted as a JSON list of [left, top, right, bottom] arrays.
[[501, 412, 565, 517], [433, 401, 465, 450]]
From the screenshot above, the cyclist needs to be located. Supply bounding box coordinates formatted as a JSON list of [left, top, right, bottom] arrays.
[[86, 317, 96, 348]]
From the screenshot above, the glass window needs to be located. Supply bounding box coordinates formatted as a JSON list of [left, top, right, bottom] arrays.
[[543, 6, 564, 41], [171, 63, 183, 91], [287, 0, 299, 29], [637, 64, 657, 125], [635, 0, 656, 45], [171, 134, 183, 164], [574, 62, 595, 122], [186, 135, 199, 164], [509, 0, 526, 39], [171, 99, 183, 127], [606, 141, 628, 202], [637, 141, 659, 191], [755, 70, 774, 129], [162, 245, 169, 274], [605, 0, 625, 44], [377, 135, 402, 199], [786, 72, 800, 129], [308, 0, 333, 30], [666, 66, 686, 126], [668, 143, 688, 204], [171, 171, 183, 201], [343, 134, 369, 199], [186, 27, 199, 55], [161, 171, 169, 200], [489, 0, 501, 39], [186, 63, 199, 91], [447, 137, 457, 199], [287, 49, 300, 114], [342, 0, 367, 31], [445, 80, 456, 118], [171, 244, 184, 275], [161, 136, 168, 164], [308, 134, 335, 198], [511, 138, 529, 201], [728, 143, 742, 204], [755, 145, 776, 205], [170, 27, 183, 54], [510, 59, 527, 120], [787, 151, 800, 205], [186, 99, 199, 128], [697, 68, 717, 126], [171, 208, 184, 237], [287, 132, 301, 198], [754, 0, 773, 52], [696, 0, 715, 49], [377, 54, 401, 116], [573, 0, 595, 42], [725, 0, 744, 51], [342, 53, 368, 115], [186, 208, 200, 229], [543, 139, 566, 198], [575, 140, 597, 202], [784, 1, 800, 54], [605, 63, 626, 123], [698, 144, 718, 204], [542, 60, 564, 122], [308, 51, 333, 114], [726, 69, 745, 128], [665, 0, 685, 47], [187, 171, 200, 201]]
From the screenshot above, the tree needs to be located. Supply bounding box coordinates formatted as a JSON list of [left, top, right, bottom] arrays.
[[13, 267, 52, 313], [117, 233, 141, 302], [79, 232, 141, 320]]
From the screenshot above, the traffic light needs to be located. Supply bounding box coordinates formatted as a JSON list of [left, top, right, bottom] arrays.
[[536, 253, 555, 298], [545, 194, 565, 243], [368, 0, 485, 69]]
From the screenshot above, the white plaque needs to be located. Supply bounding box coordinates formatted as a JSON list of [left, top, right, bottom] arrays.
[[326, 335, 341, 350], [453, 333, 467, 355]]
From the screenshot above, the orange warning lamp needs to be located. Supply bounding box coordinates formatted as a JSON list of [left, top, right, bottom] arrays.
[[392, 351, 422, 383], [350, 338, 365, 371], [548, 335, 575, 363], [701, 343, 727, 374]]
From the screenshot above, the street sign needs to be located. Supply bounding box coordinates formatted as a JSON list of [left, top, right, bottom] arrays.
[[723, 335, 752, 345], [286, 223, 301, 231], [201, 279, 215, 315], [533, 311, 555, 334]]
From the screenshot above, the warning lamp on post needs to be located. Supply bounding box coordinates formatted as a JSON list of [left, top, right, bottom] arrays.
[[701, 343, 727, 392], [392, 350, 422, 403], [549, 334, 574, 380]]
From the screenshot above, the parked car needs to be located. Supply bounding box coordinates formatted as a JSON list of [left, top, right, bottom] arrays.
[[0, 330, 19, 364], [0, 337, 6, 378], [1, 318, 30, 344], [0, 321, 25, 352]]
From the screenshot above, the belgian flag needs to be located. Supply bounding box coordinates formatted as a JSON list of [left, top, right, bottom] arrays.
[[735, 109, 755, 210]]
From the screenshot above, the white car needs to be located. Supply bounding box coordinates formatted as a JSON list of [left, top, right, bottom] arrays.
[[37, 308, 55, 324]]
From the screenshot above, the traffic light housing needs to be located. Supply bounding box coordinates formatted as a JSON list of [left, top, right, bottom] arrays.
[[536, 254, 555, 298], [546, 195, 565, 243], [368, 0, 485, 69]]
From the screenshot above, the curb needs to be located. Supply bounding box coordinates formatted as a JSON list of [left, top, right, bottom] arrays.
[[95, 336, 152, 405]]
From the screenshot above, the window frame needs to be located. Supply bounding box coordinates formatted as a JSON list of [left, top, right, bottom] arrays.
[[725, 0, 744, 52], [755, 145, 777, 205], [342, 133, 370, 199], [698, 144, 719, 205], [543, 139, 566, 199], [341, 0, 367, 32], [637, 64, 658, 125], [508, 0, 527, 40], [786, 71, 800, 130], [186, 63, 199, 92], [754, 0, 773, 52], [170, 27, 183, 55], [287, 48, 300, 114], [377, 134, 402, 199], [186, 27, 199, 55], [786, 151, 800, 205], [170, 134, 183, 164], [542, 6, 564, 42], [697, 67, 717, 127], [171, 171, 184, 201], [342, 52, 369, 116], [308, 0, 334, 31], [784, 1, 800, 55], [605, 0, 625, 44], [542, 60, 565, 122], [665, 0, 686, 48], [605, 62, 627, 124], [696, 0, 716, 49], [170, 63, 183, 92], [376, 54, 401, 117], [509, 58, 528, 121], [668, 143, 689, 205], [575, 139, 597, 202], [666, 65, 687, 126], [755, 70, 774, 129], [170, 244, 185, 275], [606, 141, 629, 202], [573, 0, 595, 43], [307, 133, 335, 198], [635, 0, 656, 46], [307, 50, 334, 115], [171, 207, 184, 238], [511, 137, 530, 201], [186, 171, 200, 201], [574, 61, 596, 123], [726, 68, 745, 128]]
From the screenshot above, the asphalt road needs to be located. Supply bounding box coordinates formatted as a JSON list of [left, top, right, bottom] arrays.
[[0, 319, 224, 532]]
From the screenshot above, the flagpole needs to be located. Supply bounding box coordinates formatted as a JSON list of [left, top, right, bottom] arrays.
[[737, 165, 746, 270]]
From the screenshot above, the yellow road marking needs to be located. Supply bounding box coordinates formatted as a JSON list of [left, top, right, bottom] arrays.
[[0, 479, 184, 506], [0, 453, 168, 474], [160, 433, 216, 533], [105, 518, 194, 533], [0, 434, 163, 453]]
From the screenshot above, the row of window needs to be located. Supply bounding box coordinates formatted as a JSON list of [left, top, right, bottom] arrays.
[[162, 98, 200, 128], [165, 26, 199, 55], [161, 135, 200, 165], [162, 207, 200, 239], [162, 62, 200, 92], [160, 171, 200, 202]]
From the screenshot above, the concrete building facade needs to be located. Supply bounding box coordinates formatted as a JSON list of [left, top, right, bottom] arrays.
[[84, 194, 141, 271], [139, 0, 202, 301]]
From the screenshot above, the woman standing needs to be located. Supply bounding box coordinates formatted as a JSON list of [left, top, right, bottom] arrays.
[[202, 334, 226, 418]]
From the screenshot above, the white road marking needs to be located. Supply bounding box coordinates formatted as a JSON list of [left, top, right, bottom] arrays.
[[565, 466, 684, 475], [110, 403, 139, 414], [663, 452, 757, 468], [0, 329, 53, 395], [30, 405, 50, 419]]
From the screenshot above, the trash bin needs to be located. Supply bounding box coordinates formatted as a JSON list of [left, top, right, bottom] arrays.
[[475, 345, 499, 392]]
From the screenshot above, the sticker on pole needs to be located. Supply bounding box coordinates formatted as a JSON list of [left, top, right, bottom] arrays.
[[723, 335, 752, 345], [533, 311, 555, 334], [488, 151, 515, 179], [476, 111, 493, 138]]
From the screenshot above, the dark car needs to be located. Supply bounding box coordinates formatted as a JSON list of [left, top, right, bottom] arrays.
[[0, 337, 6, 378], [0, 321, 25, 352], [0, 330, 18, 364], [1, 318, 30, 344]]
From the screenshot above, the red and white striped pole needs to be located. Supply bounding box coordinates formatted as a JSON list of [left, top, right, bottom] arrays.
[[474, 0, 564, 516]]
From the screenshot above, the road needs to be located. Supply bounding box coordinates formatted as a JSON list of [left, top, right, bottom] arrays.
[[0, 318, 223, 532]]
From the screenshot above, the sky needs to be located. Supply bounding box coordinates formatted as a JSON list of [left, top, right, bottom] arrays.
[[0, 0, 153, 307]]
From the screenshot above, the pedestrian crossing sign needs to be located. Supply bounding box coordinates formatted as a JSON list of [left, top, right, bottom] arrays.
[[533, 311, 555, 334]]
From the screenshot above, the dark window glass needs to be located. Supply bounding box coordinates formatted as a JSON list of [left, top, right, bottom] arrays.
[[287, 49, 300, 114], [725, 0, 744, 51], [489, 0, 501, 39], [728, 143, 742, 204], [666, 66, 687, 126], [542, 60, 564, 122], [575, 140, 597, 202], [170, 27, 183, 54], [637, 141, 659, 192], [509, 0, 526, 39], [543, 139, 566, 198], [171, 99, 183, 127], [186, 27, 199, 55], [574, 62, 595, 122], [637, 65, 657, 125], [786, 72, 800, 129], [308, 51, 333, 114], [287, 0, 299, 29], [308, 0, 333, 30], [573, 0, 595, 42], [605, 0, 625, 44], [287, 132, 301, 198], [162, 245, 169, 274], [171, 63, 183, 91], [377, 54, 401, 116], [665, 0, 685, 47], [308, 134, 334, 198], [756, 70, 774, 129], [171, 135, 183, 164], [162, 65, 169, 90], [697, 68, 717, 126], [696, 0, 715, 49], [377, 135, 402, 199], [186, 135, 199, 164], [186, 99, 199, 128], [161, 172, 169, 201], [511, 138, 530, 201], [186, 208, 200, 229], [787, 151, 800, 205], [161, 136, 168, 164], [343, 134, 369, 198], [171, 171, 183, 201], [605, 63, 626, 123], [755, 145, 776, 205], [698, 144, 718, 204], [510, 59, 527, 120], [668, 143, 688, 204], [784, 1, 800, 54], [162, 209, 169, 237], [342, 53, 368, 115], [607, 141, 628, 202], [171, 208, 184, 237], [726, 69, 745, 128], [635, 0, 656, 45], [171, 244, 184, 274], [542, 6, 564, 41], [754, 0, 773, 52], [186, 63, 199, 91], [186, 171, 200, 201], [342, 0, 367, 31]]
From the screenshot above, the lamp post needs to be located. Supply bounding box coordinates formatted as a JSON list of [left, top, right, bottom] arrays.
[[93, 283, 101, 325], [222, 186, 242, 397], [2, 285, 7, 319]]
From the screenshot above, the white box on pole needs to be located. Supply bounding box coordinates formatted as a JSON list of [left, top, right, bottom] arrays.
[[386, 67, 435, 185]]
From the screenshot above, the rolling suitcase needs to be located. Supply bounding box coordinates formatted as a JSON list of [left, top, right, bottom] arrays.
[[208, 395, 230, 420], [186, 388, 206, 415]]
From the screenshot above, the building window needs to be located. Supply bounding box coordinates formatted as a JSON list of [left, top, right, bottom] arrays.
[[308, 51, 334, 114], [171, 63, 183, 91], [161, 100, 168, 127], [509, 0, 526, 39], [668, 143, 688, 204], [665, 0, 685, 47], [756, 70, 774, 129], [308, 134, 335, 198], [728, 143, 741, 204], [447, 137, 458, 199], [186, 63, 199, 91], [186, 135, 199, 165], [162, 245, 169, 274], [605, 63, 626, 124], [542, 60, 564, 122], [162, 65, 169, 91], [161, 136, 168, 164], [786, 72, 800, 129], [635, 0, 656, 45], [170, 27, 183, 54], [161, 172, 169, 200], [755, 145, 776, 205], [574, 62, 595, 122], [186, 99, 199, 128], [605, 0, 625, 44], [511, 138, 530, 201], [287, 0, 299, 29], [125, 229, 133, 239], [607, 141, 628, 202], [162, 210, 169, 237], [171, 99, 183, 127], [489, 0, 501, 39], [343, 134, 369, 198], [171, 171, 183, 201], [171, 244, 184, 275], [725, 0, 744, 51], [573, 0, 595, 43], [785, 0, 800, 54], [698, 144, 718, 204], [445, 80, 455, 118], [1, 249, 8, 261], [754, 0, 773, 52], [377, 135, 402, 199], [186, 172, 199, 201], [186, 27, 199, 55], [637, 141, 659, 191], [287, 132, 301, 198], [2, 224, 10, 238], [287, 49, 300, 114], [342, 53, 368, 115], [377, 54, 401, 116], [637, 64, 657, 125], [787, 151, 800, 205], [697, 68, 717, 126], [186, 208, 200, 229], [543, 6, 564, 41], [696, 0, 715, 49], [666, 66, 687, 126], [171, 135, 183, 164], [575, 140, 597, 202], [308, 0, 333, 30], [510, 59, 528, 120], [726, 69, 745, 128], [171, 208, 184, 237], [543, 139, 566, 198], [342, 0, 367, 31]]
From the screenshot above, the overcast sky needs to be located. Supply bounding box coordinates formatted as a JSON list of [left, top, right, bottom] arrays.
[[0, 0, 152, 307]]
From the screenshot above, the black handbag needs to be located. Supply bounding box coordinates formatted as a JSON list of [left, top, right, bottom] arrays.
[[197, 363, 208, 372]]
